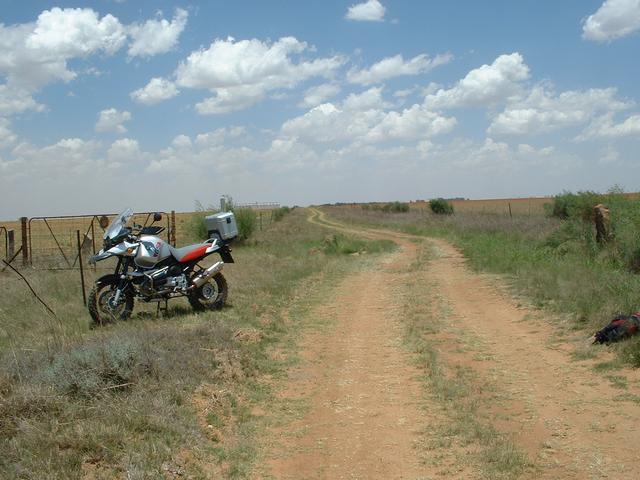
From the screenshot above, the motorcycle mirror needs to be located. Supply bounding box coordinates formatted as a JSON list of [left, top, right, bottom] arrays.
[[153, 212, 162, 222]]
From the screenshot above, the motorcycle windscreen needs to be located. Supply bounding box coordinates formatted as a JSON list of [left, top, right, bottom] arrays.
[[105, 208, 134, 240]]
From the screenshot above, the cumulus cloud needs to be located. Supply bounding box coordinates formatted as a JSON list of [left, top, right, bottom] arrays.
[[578, 112, 640, 139], [173, 36, 345, 114], [127, 8, 188, 57], [0, 118, 17, 149], [425, 53, 530, 109], [107, 138, 142, 165], [0, 8, 126, 92], [489, 86, 632, 135], [345, 0, 386, 22], [195, 85, 266, 114], [282, 87, 455, 145], [11, 137, 102, 176], [347, 53, 453, 85], [299, 83, 341, 108], [342, 86, 391, 110], [130, 77, 179, 105], [95, 108, 132, 133], [583, 0, 640, 42]]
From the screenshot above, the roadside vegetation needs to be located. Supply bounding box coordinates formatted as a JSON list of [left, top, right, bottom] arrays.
[[0, 208, 388, 478], [324, 189, 640, 366]]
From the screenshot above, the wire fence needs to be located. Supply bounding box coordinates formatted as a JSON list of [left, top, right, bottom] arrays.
[[26, 212, 174, 269]]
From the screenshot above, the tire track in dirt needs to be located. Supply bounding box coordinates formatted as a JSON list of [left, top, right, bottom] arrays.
[[303, 208, 640, 480], [257, 211, 438, 479]]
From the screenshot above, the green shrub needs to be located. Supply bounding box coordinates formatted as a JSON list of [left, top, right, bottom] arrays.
[[234, 208, 257, 241], [187, 201, 216, 241], [546, 191, 604, 221], [272, 206, 292, 222], [382, 202, 410, 213], [430, 198, 454, 215]]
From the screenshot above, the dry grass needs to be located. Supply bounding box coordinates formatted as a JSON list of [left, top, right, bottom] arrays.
[[0, 208, 387, 479]]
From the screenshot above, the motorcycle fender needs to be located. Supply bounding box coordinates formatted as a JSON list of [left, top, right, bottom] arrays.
[[219, 246, 234, 264], [94, 273, 121, 288]]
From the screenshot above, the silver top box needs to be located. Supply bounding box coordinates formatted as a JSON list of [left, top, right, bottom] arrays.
[[204, 211, 238, 241]]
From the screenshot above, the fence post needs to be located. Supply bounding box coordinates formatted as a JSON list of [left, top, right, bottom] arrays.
[[170, 210, 176, 246], [20, 217, 29, 266], [8, 230, 14, 258], [260, 212, 263, 231], [508, 203, 513, 219], [76, 230, 87, 305]]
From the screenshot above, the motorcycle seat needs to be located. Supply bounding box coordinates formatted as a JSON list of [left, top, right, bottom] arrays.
[[168, 243, 210, 263]]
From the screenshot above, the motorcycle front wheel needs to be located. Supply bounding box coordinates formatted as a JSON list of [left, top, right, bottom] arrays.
[[188, 272, 228, 311], [87, 279, 134, 327]]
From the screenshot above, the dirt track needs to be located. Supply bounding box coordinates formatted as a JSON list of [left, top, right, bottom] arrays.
[[257, 209, 640, 479]]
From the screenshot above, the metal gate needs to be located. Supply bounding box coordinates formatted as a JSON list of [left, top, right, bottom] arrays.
[[26, 212, 174, 269]]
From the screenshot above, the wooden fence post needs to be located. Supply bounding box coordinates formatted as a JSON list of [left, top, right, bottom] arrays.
[[8, 230, 14, 258], [170, 210, 176, 246], [20, 217, 29, 266]]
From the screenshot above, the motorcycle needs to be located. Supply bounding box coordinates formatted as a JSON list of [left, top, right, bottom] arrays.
[[87, 208, 236, 326]]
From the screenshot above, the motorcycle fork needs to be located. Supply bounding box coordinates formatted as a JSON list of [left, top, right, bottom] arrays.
[[112, 259, 130, 306]]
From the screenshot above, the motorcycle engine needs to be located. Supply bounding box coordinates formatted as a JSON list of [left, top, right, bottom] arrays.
[[140, 266, 187, 295]]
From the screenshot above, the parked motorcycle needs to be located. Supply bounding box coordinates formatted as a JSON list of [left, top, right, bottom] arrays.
[[87, 208, 237, 326]]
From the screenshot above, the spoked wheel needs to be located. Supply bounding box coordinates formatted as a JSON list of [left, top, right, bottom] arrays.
[[88, 280, 134, 327], [188, 272, 228, 311]]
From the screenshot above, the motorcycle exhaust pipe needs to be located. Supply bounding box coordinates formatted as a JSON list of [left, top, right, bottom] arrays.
[[190, 261, 224, 289]]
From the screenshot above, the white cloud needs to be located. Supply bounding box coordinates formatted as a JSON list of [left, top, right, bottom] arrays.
[[345, 0, 386, 22], [174, 36, 345, 114], [0, 118, 17, 149], [578, 112, 640, 139], [195, 126, 246, 146], [0, 85, 44, 115], [11, 138, 102, 176], [425, 53, 530, 109], [347, 53, 453, 85], [0, 9, 126, 92], [489, 86, 632, 135], [299, 83, 341, 108], [583, 0, 640, 42], [127, 8, 188, 58], [130, 77, 179, 105], [343, 86, 391, 110], [95, 108, 132, 133], [27, 7, 126, 57], [171, 134, 192, 148], [282, 88, 455, 145], [107, 138, 141, 164], [195, 85, 265, 114]]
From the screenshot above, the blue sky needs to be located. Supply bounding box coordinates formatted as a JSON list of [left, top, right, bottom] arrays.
[[1, 0, 640, 217]]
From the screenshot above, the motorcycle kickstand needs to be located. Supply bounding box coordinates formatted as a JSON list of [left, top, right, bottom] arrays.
[[156, 299, 169, 317]]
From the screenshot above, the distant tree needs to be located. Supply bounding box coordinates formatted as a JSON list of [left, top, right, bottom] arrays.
[[429, 198, 454, 215]]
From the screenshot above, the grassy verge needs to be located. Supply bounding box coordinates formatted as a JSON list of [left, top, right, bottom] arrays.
[[0, 208, 389, 479], [322, 205, 640, 365], [399, 242, 531, 478]]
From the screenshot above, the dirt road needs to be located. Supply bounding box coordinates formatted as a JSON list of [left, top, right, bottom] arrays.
[[256, 209, 640, 479]]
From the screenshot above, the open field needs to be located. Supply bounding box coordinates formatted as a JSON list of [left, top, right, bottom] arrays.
[[4, 203, 640, 478]]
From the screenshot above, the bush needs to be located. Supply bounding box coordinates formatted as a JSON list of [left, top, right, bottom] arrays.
[[187, 201, 216, 241], [430, 198, 454, 215], [546, 191, 604, 221], [272, 206, 292, 222], [382, 202, 410, 213], [234, 208, 257, 241]]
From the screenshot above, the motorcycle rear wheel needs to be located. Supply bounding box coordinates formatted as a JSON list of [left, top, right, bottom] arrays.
[[88, 279, 134, 327], [188, 272, 228, 311]]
